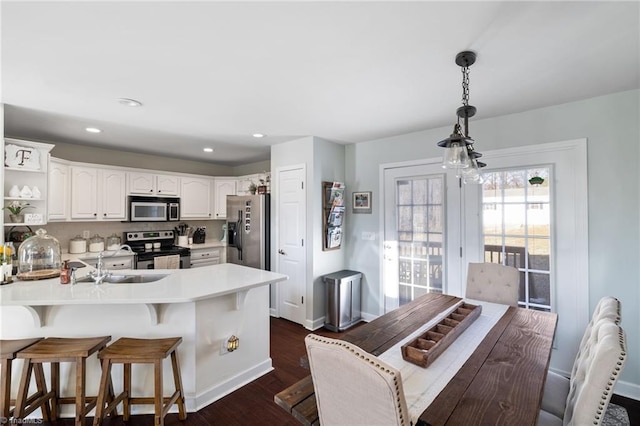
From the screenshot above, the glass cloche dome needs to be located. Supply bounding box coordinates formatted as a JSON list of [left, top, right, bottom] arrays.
[[17, 228, 62, 280]]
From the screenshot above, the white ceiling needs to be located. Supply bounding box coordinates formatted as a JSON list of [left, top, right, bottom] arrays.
[[2, 1, 639, 166]]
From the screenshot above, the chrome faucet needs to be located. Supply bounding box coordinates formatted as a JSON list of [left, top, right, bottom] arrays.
[[87, 245, 133, 285], [88, 251, 111, 284]]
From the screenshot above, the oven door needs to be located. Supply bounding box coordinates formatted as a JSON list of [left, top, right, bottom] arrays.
[[136, 255, 191, 269], [130, 202, 167, 222]]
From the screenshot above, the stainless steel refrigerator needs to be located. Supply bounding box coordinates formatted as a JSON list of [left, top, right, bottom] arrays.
[[226, 194, 270, 270]]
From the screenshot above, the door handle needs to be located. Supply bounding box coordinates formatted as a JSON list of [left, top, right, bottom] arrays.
[[278, 249, 286, 255]]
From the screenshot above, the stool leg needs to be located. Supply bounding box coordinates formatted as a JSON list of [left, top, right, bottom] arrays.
[[75, 357, 86, 426], [33, 363, 51, 421], [123, 363, 131, 422], [50, 362, 60, 420], [170, 351, 187, 420], [92, 359, 112, 426], [13, 359, 32, 418], [0, 359, 10, 419], [154, 359, 163, 426]]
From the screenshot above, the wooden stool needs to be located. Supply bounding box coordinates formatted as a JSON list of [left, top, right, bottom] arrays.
[[0, 338, 51, 420], [14, 336, 111, 425], [93, 337, 186, 426]]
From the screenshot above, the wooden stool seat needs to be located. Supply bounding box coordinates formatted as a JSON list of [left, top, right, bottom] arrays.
[[0, 338, 48, 420], [14, 336, 111, 426], [93, 337, 186, 426]]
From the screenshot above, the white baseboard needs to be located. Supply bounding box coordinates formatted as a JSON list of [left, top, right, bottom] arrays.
[[361, 311, 377, 323], [269, 308, 278, 317], [193, 358, 274, 411], [613, 379, 640, 401], [306, 316, 325, 330]]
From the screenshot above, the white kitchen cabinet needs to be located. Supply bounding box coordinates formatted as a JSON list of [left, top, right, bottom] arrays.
[[180, 177, 211, 219], [213, 178, 236, 219], [3, 139, 53, 227], [190, 246, 224, 268], [128, 172, 179, 196], [70, 166, 126, 220], [237, 172, 270, 195], [80, 253, 136, 270], [48, 159, 70, 221]]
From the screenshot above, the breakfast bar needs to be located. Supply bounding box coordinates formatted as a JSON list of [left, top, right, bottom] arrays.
[[0, 263, 288, 417]]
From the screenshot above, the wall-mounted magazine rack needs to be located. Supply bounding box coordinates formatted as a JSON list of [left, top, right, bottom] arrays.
[[323, 181, 345, 251]]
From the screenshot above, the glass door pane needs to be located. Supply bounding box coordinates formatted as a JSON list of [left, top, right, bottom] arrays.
[[482, 167, 552, 311], [396, 176, 444, 305]]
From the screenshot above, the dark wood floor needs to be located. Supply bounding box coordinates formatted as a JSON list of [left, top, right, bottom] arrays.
[[35, 317, 640, 425]]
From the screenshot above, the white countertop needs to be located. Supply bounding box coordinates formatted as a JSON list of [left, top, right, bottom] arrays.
[[0, 263, 287, 306]]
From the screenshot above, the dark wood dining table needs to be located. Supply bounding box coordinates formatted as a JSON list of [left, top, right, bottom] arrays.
[[275, 293, 558, 426]]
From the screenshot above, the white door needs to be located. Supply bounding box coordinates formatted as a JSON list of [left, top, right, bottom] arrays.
[[382, 161, 461, 313], [276, 165, 306, 325]]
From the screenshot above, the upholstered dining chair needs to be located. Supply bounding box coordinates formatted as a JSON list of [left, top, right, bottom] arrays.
[[539, 296, 628, 426], [537, 319, 628, 426], [465, 262, 519, 306], [304, 334, 410, 426]]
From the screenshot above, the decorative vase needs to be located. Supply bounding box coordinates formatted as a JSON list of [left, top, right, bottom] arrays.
[[9, 214, 23, 223], [9, 185, 20, 197], [31, 186, 42, 198], [20, 186, 32, 198]]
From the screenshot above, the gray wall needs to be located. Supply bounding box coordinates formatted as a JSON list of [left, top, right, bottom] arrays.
[[311, 137, 346, 325], [345, 89, 639, 397]]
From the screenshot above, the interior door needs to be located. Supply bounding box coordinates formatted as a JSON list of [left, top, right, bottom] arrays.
[[382, 162, 461, 313], [276, 166, 306, 325]]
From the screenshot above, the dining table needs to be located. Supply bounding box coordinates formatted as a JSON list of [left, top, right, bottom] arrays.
[[274, 292, 558, 425]]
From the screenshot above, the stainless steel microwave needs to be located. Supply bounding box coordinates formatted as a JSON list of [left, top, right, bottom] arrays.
[[128, 196, 180, 222]]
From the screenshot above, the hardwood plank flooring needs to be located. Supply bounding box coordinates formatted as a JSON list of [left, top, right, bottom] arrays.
[[30, 317, 639, 425]]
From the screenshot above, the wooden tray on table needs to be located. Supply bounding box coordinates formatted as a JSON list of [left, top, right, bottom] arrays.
[[401, 302, 482, 368]]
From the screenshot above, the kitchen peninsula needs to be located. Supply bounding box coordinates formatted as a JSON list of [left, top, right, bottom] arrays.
[[0, 263, 287, 416]]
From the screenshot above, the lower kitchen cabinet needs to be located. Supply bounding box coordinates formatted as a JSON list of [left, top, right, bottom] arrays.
[[80, 253, 136, 270], [190, 246, 224, 268]]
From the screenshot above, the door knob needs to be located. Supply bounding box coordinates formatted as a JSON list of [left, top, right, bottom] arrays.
[[278, 249, 286, 255]]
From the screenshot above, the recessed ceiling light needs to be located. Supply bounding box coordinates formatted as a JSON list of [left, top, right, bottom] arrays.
[[252, 133, 265, 138], [85, 127, 102, 133], [203, 147, 214, 153], [117, 98, 143, 107]]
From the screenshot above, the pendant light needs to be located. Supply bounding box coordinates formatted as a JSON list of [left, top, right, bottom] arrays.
[[437, 51, 486, 183]]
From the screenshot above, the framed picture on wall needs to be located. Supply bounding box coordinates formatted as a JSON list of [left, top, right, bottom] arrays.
[[352, 191, 372, 214]]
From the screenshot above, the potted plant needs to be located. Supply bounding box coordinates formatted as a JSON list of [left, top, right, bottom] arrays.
[[3, 201, 33, 223], [248, 182, 258, 195]]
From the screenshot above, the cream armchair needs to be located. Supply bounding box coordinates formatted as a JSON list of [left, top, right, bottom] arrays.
[[305, 334, 410, 426], [465, 262, 519, 306]]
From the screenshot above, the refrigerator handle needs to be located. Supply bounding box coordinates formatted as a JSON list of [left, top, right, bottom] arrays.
[[236, 210, 243, 261]]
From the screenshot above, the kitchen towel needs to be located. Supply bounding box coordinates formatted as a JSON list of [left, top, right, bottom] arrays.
[[154, 255, 180, 269]]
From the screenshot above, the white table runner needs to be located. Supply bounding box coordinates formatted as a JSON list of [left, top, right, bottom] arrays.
[[378, 299, 509, 424]]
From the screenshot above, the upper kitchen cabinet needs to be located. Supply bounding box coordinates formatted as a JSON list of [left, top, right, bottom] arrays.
[[237, 172, 270, 195], [48, 158, 70, 221], [70, 166, 127, 220], [3, 138, 54, 226], [128, 172, 179, 196], [213, 178, 237, 220], [180, 176, 212, 219]]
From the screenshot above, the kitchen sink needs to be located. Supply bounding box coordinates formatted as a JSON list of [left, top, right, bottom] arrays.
[[76, 274, 169, 284]]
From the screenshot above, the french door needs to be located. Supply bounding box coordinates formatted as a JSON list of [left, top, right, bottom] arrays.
[[382, 162, 461, 313], [382, 140, 588, 376]]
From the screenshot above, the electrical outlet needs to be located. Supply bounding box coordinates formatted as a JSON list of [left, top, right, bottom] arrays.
[[82, 230, 90, 239]]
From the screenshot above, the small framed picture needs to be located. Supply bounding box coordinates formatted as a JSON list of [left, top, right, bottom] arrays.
[[352, 191, 372, 214]]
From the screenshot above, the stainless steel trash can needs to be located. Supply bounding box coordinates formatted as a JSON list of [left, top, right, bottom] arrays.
[[323, 270, 362, 332]]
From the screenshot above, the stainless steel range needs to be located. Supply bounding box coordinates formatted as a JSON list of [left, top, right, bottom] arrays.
[[124, 230, 191, 269]]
